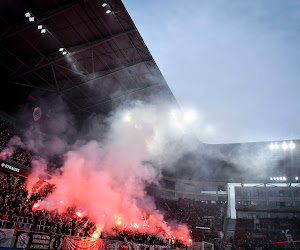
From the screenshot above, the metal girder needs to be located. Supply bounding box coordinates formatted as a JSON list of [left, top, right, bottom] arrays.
[[59, 59, 153, 93], [10, 28, 137, 79], [0, 2, 80, 42]]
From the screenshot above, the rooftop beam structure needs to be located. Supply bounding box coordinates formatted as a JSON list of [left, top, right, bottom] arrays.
[[9, 28, 137, 79], [0, 2, 80, 42]]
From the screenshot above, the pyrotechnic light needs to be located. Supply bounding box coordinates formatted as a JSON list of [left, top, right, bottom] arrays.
[[92, 231, 100, 238], [76, 212, 82, 217], [133, 223, 139, 229], [117, 221, 122, 225], [33, 203, 39, 209], [60, 200, 63, 204]]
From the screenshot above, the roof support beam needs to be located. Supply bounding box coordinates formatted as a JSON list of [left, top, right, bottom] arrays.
[[0, 2, 80, 42], [59, 59, 153, 93], [9, 28, 137, 79]]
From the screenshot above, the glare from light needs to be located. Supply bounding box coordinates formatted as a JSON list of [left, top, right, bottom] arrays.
[[29, 17, 35, 22], [276, 177, 279, 180], [282, 142, 288, 150], [41, 28, 47, 33], [289, 142, 295, 149], [106, 9, 112, 14], [273, 177, 276, 180], [270, 177, 272, 180], [38, 25, 43, 30], [274, 143, 279, 149], [283, 177, 286, 181], [296, 177, 299, 180], [269, 143, 274, 150], [59, 48, 64, 52], [279, 177, 283, 180], [123, 114, 131, 123], [25, 12, 31, 18], [62, 51, 68, 55], [183, 110, 197, 123], [102, 3, 107, 7]]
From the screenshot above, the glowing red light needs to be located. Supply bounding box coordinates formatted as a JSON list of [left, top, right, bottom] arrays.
[[76, 212, 82, 217]]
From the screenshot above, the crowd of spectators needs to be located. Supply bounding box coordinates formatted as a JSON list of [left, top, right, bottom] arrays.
[[231, 218, 300, 249], [0, 118, 13, 148], [155, 197, 226, 229], [0, 118, 33, 167], [8, 147, 33, 167], [155, 198, 226, 248], [0, 174, 191, 248]]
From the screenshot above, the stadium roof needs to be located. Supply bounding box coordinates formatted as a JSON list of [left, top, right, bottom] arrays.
[[0, 0, 177, 117]]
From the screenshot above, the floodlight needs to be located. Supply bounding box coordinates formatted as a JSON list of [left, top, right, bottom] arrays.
[[276, 177, 279, 180], [269, 143, 274, 150], [106, 9, 112, 14], [41, 28, 47, 34], [29, 17, 35, 22], [289, 142, 295, 149], [62, 51, 68, 55], [183, 110, 197, 123], [59, 48, 64, 52], [283, 177, 286, 181], [270, 177, 273, 180], [123, 114, 131, 123], [282, 142, 288, 150], [279, 177, 283, 180], [25, 12, 31, 18], [296, 177, 299, 180], [102, 3, 107, 7], [274, 143, 279, 149], [38, 25, 43, 30]]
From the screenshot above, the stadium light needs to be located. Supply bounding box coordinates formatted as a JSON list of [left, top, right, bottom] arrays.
[[59, 48, 64, 52], [25, 12, 32, 18], [296, 177, 299, 181], [183, 110, 197, 123], [29, 16, 35, 22], [279, 177, 283, 180], [102, 3, 107, 7], [269, 143, 274, 150], [62, 51, 68, 55], [41, 28, 47, 34], [274, 143, 279, 149], [283, 177, 286, 181], [270, 177, 273, 180], [276, 177, 279, 181], [289, 142, 295, 149], [106, 9, 112, 14], [282, 142, 288, 150], [38, 25, 43, 30]]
